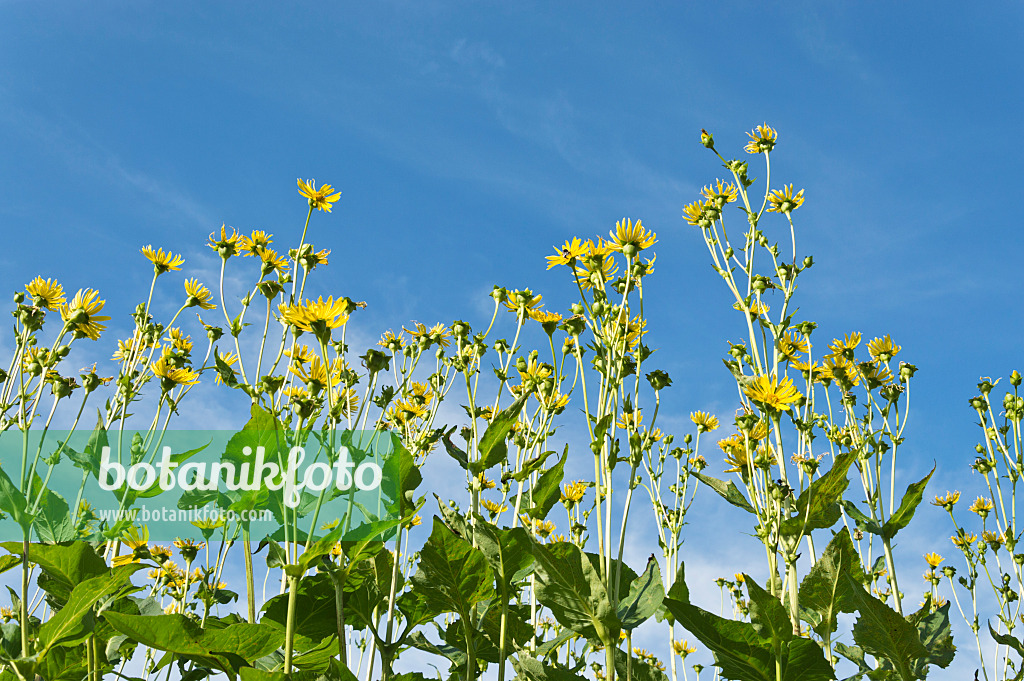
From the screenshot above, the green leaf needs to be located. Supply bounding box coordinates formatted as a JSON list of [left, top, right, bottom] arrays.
[[410, 517, 494, 619], [744, 574, 793, 646], [780, 450, 855, 536], [66, 412, 108, 477], [473, 394, 528, 474], [0, 467, 31, 528], [38, 564, 143, 654], [989, 621, 1024, 658], [441, 429, 469, 470], [32, 488, 76, 543], [880, 466, 935, 540], [531, 541, 617, 645], [260, 573, 337, 643], [840, 500, 884, 536], [473, 520, 534, 594], [0, 541, 108, 594], [513, 655, 589, 681], [663, 597, 774, 681], [103, 613, 280, 679], [908, 602, 954, 676], [525, 446, 568, 520], [617, 555, 664, 630], [798, 529, 866, 638], [693, 472, 755, 514], [845, 572, 927, 680]]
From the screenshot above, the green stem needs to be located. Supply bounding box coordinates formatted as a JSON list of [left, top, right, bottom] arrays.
[[284, 574, 299, 673]]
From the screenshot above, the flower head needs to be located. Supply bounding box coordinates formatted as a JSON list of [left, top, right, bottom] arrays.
[[744, 374, 801, 412], [151, 358, 200, 389], [59, 289, 110, 340], [690, 411, 720, 433], [608, 218, 656, 254], [562, 480, 587, 504], [868, 335, 902, 363], [767, 185, 805, 214], [208, 225, 242, 259], [184, 279, 216, 310], [924, 552, 943, 568], [141, 245, 184, 275], [239, 230, 273, 256], [970, 496, 994, 518], [931, 491, 960, 511], [26, 277, 66, 309], [745, 124, 777, 154], [298, 178, 342, 212], [701, 179, 739, 207], [279, 296, 352, 339], [546, 237, 590, 269]]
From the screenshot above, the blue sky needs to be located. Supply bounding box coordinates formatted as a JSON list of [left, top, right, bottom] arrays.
[[3, 1, 1023, 676]]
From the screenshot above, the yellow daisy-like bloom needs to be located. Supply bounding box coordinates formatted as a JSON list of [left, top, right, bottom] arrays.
[[150, 358, 200, 387], [924, 552, 943, 568], [820, 355, 861, 387], [540, 391, 570, 413], [744, 123, 777, 154], [481, 499, 508, 516], [528, 309, 563, 326], [983, 530, 1005, 550], [208, 224, 242, 258], [60, 289, 111, 340], [829, 332, 862, 357], [166, 328, 193, 354], [476, 472, 497, 490], [532, 519, 556, 538], [562, 480, 587, 504], [379, 329, 404, 351], [969, 497, 994, 517], [766, 184, 805, 214], [331, 387, 360, 417], [279, 296, 351, 334], [701, 179, 739, 207], [744, 374, 801, 412], [608, 217, 657, 254], [141, 245, 184, 274], [239, 230, 273, 256], [683, 199, 712, 227], [298, 178, 342, 212], [192, 517, 226, 532], [26, 276, 66, 309], [183, 279, 216, 310], [777, 332, 808, 362], [867, 335, 902, 363], [291, 355, 341, 394], [574, 246, 619, 290], [285, 344, 318, 365], [255, 246, 290, 274], [150, 545, 172, 562], [503, 289, 544, 314], [931, 491, 960, 510], [673, 640, 697, 657], [690, 411, 720, 433], [951, 532, 977, 549], [546, 237, 590, 269], [733, 300, 770, 317], [722, 443, 751, 475]]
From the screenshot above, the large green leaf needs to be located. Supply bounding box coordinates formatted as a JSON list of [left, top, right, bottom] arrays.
[[473, 520, 534, 593], [780, 450, 855, 536], [845, 573, 927, 680], [473, 394, 528, 474], [693, 472, 755, 514], [410, 517, 494, 619], [32, 488, 76, 543], [0, 541, 108, 596], [525, 446, 568, 520], [0, 467, 31, 528], [103, 613, 280, 679], [531, 541, 617, 645], [513, 655, 589, 681], [260, 573, 337, 643], [880, 466, 935, 541], [798, 529, 865, 638], [907, 602, 954, 677], [617, 555, 664, 630], [38, 564, 143, 653], [745, 574, 794, 647], [663, 597, 774, 681]]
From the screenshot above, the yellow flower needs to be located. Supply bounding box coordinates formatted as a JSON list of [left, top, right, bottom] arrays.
[[184, 279, 216, 310], [983, 530, 1005, 550], [141, 245, 184, 274], [279, 296, 352, 335], [952, 532, 977, 549], [379, 329, 405, 351], [528, 309, 563, 326], [733, 300, 770, 317], [683, 199, 713, 227], [481, 499, 508, 517], [331, 387, 360, 417], [690, 411, 720, 433], [239, 230, 273, 256], [0, 607, 16, 622], [60, 289, 110, 340], [672, 640, 697, 657], [744, 374, 801, 412], [767, 184, 805, 214], [213, 349, 238, 385], [562, 480, 587, 504], [255, 246, 290, 275], [867, 335, 902, 363], [744, 123, 777, 154], [924, 552, 943, 568], [931, 491, 960, 510], [532, 519, 556, 538], [969, 497, 994, 517], [166, 328, 193, 354], [701, 179, 738, 207], [150, 358, 200, 387], [290, 355, 341, 394], [574, 246, 619, 290], [503, 289, 544, 315], [720, 435, 751, 474], [608, 218, 656, 254], [191, 517, 225, 532], [208, 224, 242, 258], [777, 332, 808, 362], [298, 178, 342, 212], [284, 344, 318, 365], [546, 237, 590, 269], [26, 276, 66, 309], [820, 355, 861, 387]]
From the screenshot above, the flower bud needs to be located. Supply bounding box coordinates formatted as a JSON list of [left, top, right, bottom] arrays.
[[700, 129, 715, 149], [1012, 370, 1022, 387]]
